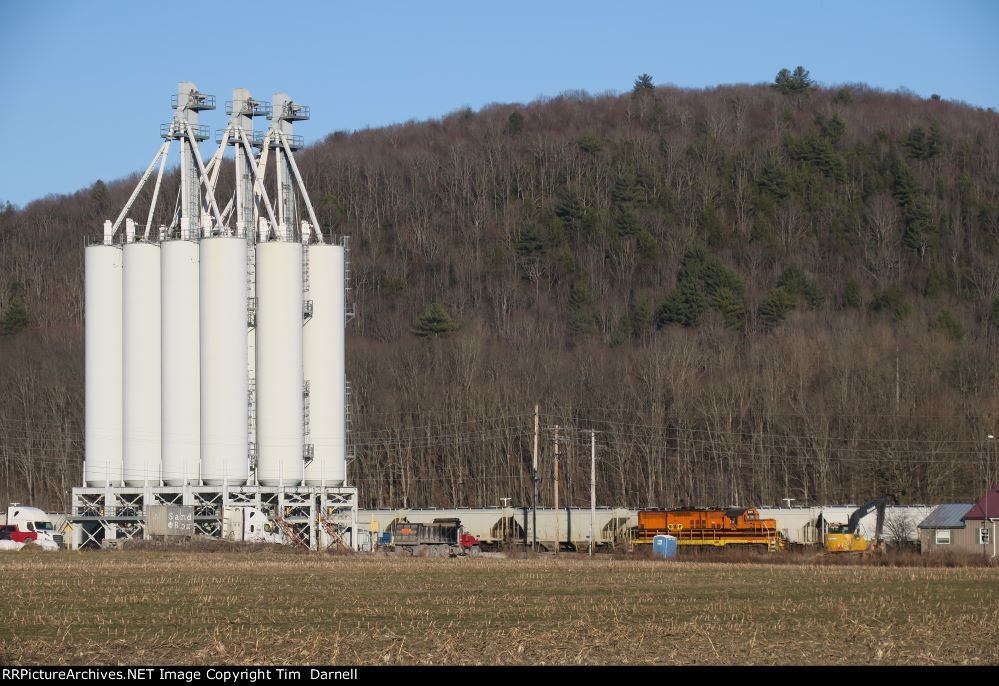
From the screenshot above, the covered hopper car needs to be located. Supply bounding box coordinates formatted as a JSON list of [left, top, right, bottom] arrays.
[[633, 507, 786, 551]]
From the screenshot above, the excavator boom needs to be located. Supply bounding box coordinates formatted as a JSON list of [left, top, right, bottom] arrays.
[[847, 498, 886, 535], [822, 498, 887, 553]]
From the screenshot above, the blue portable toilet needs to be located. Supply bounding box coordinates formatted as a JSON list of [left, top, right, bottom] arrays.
[[652, 534, 677, 559]]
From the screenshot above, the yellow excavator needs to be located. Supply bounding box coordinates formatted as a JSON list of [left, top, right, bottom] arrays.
[[819, 499, 887, 553]]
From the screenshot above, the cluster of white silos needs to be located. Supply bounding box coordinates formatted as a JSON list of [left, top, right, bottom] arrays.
[[84, 82, 347, 490]]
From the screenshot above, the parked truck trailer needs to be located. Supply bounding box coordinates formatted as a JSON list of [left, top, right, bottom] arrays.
[[0, 504, 63, 550]]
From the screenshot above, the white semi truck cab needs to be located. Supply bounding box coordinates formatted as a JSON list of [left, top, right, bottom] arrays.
[[222, 506, 284, 544], [1, 504, 63, 549]]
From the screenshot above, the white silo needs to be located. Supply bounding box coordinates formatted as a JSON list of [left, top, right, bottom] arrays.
[[84, 230, 123, 487], [159, 81, 212, 488], [160, 237, 200, 486], [200, 236, 249, 486], [255, 238, 304, 487], [122, 234, 162, 487], [304, 243, 346, 486]]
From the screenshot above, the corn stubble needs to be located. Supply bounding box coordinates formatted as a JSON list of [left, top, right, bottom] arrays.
[[1, 550, 996, 666]]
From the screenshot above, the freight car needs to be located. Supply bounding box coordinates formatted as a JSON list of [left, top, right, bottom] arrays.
[[384, 518, 481, 557], [633, 507, 786, 551]]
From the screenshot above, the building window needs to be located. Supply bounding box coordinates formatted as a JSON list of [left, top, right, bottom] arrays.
[[935, 530, 951, 545], [979, 528, 991, 545]]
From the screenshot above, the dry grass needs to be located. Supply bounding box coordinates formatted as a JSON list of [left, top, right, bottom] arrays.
[[631, 546, 999, 568], [1, 549, 997, 666]]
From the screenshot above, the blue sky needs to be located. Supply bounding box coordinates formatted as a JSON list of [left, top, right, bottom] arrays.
[[1, 0, 997, 208]]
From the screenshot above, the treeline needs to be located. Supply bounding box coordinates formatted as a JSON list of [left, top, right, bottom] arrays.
[[2, 76, 998, 511]]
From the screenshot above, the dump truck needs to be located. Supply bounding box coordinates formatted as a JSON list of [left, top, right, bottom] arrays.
[[384, 518, 481, 557]]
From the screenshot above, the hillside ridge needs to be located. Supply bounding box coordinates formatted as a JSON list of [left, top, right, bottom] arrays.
[[1, 80, 998, 509]]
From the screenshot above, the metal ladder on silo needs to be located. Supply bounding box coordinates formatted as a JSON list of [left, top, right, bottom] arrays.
[[343, 235, 356, 470], [301, 241, 314, 321], [302, 240, 310, 293], [247, 377, 256, 471], [246, 234, 257, 474], [302, 380, 311, 437], [343, 235, 356, 323], [345, 380, 356, 466], [246, 238, 256, 327]]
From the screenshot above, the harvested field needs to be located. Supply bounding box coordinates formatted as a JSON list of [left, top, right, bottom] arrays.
[[1, 550, 997, 665]]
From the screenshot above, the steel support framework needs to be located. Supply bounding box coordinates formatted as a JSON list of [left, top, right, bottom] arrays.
[[69, 484, 358, 551]]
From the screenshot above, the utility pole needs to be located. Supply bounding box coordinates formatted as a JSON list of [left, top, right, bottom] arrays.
[[553, 424, 559, 556], [987, 434, 994, 558], [532, 405, 539, 551], [590, 430, 596, 557]]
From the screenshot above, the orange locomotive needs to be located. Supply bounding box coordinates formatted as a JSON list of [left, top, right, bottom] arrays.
[[633, 507, 786, 551]]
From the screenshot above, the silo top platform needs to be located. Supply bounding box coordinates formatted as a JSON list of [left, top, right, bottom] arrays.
[[252, 131, 304, 151], [272, 101, 310, 121], [171, 92, 216, 111], [226, 99, 272, 117], [161, 122, 210, 141]]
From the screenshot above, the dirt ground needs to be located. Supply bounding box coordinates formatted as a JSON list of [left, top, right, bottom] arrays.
[[1, 548, 997, 665]]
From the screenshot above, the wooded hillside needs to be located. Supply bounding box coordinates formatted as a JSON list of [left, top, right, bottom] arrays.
[[2, 75, 998, 510]]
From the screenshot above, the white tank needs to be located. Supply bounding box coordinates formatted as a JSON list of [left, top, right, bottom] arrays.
[[122, 241, 161, 486], [161, 240, 200, 486], [84, 244, 123, 487], [304, 244, 346, 486], [200, 237, 249, 486], [256, 241, 304, 487]]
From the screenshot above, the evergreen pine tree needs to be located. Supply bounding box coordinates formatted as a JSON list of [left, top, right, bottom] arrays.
[[412, 303, 459, 337], [633, 73, 654, 93], [507, 111, 525, 135], [757, 288, 796, 330], [0, 296, 29, 335], [772, 66, 813, 96], [567, 281, 594, 335], [658, 248, 745, 329]]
